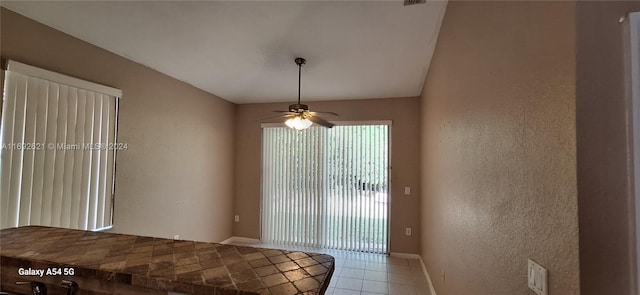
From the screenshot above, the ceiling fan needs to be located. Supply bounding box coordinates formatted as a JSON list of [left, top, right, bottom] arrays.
[[270, 57, 338, 130]]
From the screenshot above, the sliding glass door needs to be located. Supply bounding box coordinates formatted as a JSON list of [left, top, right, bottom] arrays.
[[261, 123, 390, 253]]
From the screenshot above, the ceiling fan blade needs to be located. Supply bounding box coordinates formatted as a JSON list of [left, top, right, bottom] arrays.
[[260, 114, 294, 121], [309, 111, 339, 116], [308, 115, 334, 128]]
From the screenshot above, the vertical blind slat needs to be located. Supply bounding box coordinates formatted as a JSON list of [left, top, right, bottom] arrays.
[[372, 126, 378, 252], [30, 79, 48, 226], [41, 82, 59, 226], [104, 96, 116, 227], [51, 84, 68, 227], [274, 129, 281, 243], [347, 126, 352, 251], [19, 77, 38, 226], [79, 91, 93, 230], [285, 128, 290, 244], [72, 90, 87, 229], [96, 95, 108, 229], [0, 73, 18, 226], [88, 91, 101, 230], [61, 88, 78, 228], [382, 126, 389, 253], [357, 127, 362, 251], [275, 128, 281, 243], [272, 129, 276, 240], [10, 74, 28, 227]]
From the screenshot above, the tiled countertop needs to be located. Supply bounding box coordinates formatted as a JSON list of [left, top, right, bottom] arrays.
[[0, 226, 334, 294]]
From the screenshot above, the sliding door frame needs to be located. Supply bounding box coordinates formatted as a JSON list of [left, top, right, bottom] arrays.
[[627, 11, 640, 294], [259, 120, 392, 253]]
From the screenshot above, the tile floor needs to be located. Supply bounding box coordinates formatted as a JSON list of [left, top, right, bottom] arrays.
[[245, 243, 433, 295]]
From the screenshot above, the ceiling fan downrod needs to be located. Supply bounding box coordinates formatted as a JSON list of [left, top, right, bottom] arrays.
[[290, 57, 308, 113]]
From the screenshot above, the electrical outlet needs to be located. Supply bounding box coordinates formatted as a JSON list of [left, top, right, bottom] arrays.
[[173, 234, 180, 240], [234, 215, 240, 223], [528, 259, 547, 295], [405, 228, 412, 236], [404, 187, 411, 195]]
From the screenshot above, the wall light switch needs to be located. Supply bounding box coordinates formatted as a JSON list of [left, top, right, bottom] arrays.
[[234, 215, 240, 223], [404, 187, 411, 195], [405, 228, 412, 236], [528, 259, 547, 295]]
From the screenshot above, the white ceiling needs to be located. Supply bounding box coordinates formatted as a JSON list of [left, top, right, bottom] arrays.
[[2, 1, 447, 104]]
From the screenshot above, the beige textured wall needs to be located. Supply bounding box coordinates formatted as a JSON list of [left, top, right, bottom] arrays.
[[234, 98, 422, 254], [420, 2, 579, 294], [0, 8, 236, 243], [576, 1, 640, 294]]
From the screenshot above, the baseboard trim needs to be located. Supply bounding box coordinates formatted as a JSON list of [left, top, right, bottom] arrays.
[[389, 252, 421, 259], [220, 236, 261, 245], [419, 255, 437, 295]]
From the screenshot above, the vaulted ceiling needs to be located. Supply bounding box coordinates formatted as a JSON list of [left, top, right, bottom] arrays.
[[1, 1, 447, 104]]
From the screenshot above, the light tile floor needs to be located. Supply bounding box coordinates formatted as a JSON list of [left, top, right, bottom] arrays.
[[243, 243, 433, 295]]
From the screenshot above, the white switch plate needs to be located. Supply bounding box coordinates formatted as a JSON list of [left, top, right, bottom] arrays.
[[173, 234, 180, 240], [234, 215, 240, 222], [405, 228, 412, 236], [528, 259, 547, 295], [404, 187, 411, 195]]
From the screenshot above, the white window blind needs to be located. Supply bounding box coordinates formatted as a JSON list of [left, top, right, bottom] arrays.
[[261, 123, 390, 253], [0, 61, 121, 231]]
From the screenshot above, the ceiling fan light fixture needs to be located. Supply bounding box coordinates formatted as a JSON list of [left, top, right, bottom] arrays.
[[285, 116, 313, 130], [267, 57, 335, 129], [284, 57, 314, 131]]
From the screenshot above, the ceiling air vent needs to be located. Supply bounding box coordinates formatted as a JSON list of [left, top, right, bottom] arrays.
[[404, 0, 426, 5]]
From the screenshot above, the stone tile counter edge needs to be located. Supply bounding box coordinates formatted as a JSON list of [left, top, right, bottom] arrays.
[[0, 226, 335, 295]]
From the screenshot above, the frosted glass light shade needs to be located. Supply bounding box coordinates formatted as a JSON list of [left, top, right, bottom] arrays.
[[285, 117, 313, 130]]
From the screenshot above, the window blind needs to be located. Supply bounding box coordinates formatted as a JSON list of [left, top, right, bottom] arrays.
[[0, 61, 121, 231], [261, 123, 390, 253]]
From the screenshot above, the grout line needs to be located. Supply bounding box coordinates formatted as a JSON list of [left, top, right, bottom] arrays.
[[238, 242, 434, 294]]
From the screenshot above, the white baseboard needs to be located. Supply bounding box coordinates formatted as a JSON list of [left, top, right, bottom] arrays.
[[220, 236, 261, 245], [419, 255, 437, 295], [389, 252, 421, 259]]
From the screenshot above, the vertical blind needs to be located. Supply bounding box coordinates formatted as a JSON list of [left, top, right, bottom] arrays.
[[261, 124, 390, 253], [0, 61, 121, 231]]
